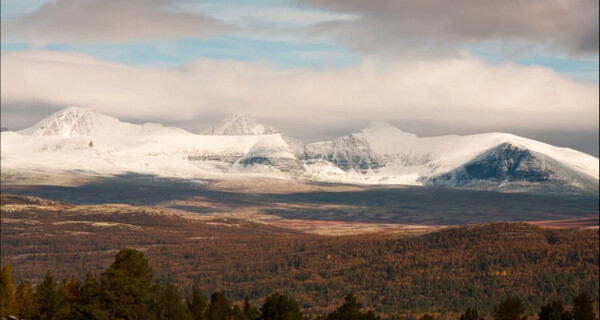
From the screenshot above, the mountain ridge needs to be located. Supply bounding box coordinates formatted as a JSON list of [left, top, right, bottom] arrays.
[[2, 107, 598, 194]]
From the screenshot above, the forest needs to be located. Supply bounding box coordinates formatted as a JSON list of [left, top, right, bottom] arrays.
[[1, 248, 598, 320], [1, 195, 599, 315]]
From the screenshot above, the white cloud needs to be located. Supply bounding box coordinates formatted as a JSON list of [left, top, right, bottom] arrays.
[[168, 2, 358, 28], [1, 50, 598, 134]]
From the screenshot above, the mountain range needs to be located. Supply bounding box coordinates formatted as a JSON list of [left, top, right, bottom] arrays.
[[1, 107, 598, 194]]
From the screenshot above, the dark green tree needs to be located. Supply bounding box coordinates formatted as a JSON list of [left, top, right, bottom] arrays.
[[36, 271, 66, 320], [260, 293, 303, 320], [73, 272, 108, 319], [158, 283, 191, 320], [205, 292, 231, 320], [186, 284, 207, 320], [243, 297, 260, 320], [231, 305, 246, 320], [539, 301, 568, 320], [493, 297, 528, 320], [364, 310, 382, 320], [327, 294, 364, 320], [56, 276, 79, 318], [99, 248, 154, 319], [571, 292, 596, 320], [419, 314, 434, 320], [461, 308, 482, 320]]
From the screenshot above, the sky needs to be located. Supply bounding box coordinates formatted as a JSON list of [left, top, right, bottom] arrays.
[[1, 0, 599, 156]]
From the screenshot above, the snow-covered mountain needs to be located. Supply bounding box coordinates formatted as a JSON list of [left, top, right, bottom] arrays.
[[3, 107, 271, 178], [204, 114, 280, 136], [1, 107, 598, 194], [204, 114, 304, 157], [303, 122, 598, 192], [230, 135, 305, 177]]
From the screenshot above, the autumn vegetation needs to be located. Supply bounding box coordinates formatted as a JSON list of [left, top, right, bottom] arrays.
[[1, 195, 599, 316], [1, 248, 598, 320]]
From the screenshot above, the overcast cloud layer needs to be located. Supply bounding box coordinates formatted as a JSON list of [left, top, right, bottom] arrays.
[[296, 0, 599, 54], [1, 0, 233, 45], [1, 0, 598, 155], [2, 50, 597, 135]]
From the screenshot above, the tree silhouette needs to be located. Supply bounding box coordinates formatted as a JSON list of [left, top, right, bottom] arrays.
[[328, 294, 364, 320], [493, 297, 528, 320], [244, 297, 260, 320], [260, 293, 303, 320], [461, 308, 482, 320], [571, 292, 596, 320], [538, 300, 568, 320]]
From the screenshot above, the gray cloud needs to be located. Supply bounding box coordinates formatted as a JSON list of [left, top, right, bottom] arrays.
[[2, 50, 598, 140], [1, 0, 233, 45], [296, 0, 599, 54]]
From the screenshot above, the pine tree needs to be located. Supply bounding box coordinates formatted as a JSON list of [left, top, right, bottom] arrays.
[[364, 310, 382, 320], [231, 305, 246, 320], [187, 283, 207, 320], [57, 276, 79, 318], [36, 270, 65, 320], [327, 294, 380, 320], [99, 248, 155, 319], [243, 297, 260, 320], [205, 292, 231, 320], [158, 283, 191, 320], [571, 292, 596, 320], [493, 297, 528, 320], [538, 301, 567, 320], [73, 272, 108, 319], [260, 293, 303, 320], [1, 264, 17, 318], [327, 294, 364, 320]]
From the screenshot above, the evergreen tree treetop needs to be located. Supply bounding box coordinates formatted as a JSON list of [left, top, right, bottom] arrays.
[[260, 293, 303, 320]]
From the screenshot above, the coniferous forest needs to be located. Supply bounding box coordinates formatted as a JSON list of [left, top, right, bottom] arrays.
[[1, 195, 598, 319], [1, 248, 598, 320]]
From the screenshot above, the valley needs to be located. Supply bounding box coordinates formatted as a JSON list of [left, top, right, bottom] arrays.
[[1, 174, 598, 228], [1, 194, 598, 315]]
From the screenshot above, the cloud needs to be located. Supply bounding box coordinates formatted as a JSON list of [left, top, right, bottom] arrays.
[[295, 0, 599, 54], [1, 50, 598, 137], [1, 0, 233, 45], [170, 2, 359, 28]]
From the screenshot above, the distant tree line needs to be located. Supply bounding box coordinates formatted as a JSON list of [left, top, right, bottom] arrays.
[[1, 248, 597, 320]]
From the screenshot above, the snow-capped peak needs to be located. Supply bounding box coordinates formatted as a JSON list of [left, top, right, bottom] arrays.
[[3, 109, 598, 193], [360, 121, 418, 140], [204, 114, 282, 136], [243, 135, 296, 160], [19, 107, 109, 137]]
